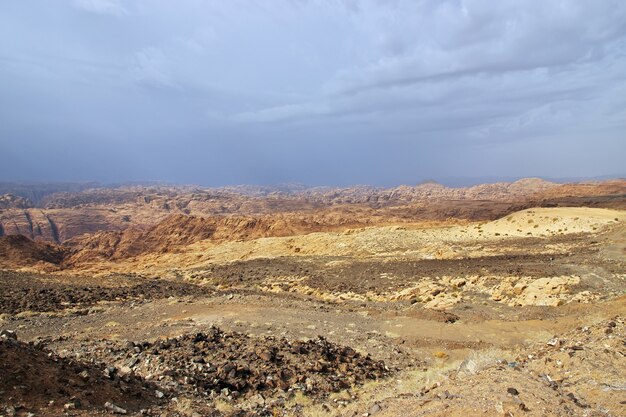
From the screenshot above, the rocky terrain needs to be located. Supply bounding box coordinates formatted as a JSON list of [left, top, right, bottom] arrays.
[[1, 179, 625, 416], [374, 315, 626, 417], [1, 178, 624, 244], [0, 332, 163, 417]]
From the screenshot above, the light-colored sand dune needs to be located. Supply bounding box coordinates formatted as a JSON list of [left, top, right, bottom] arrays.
[[481, 207, 625, 237]]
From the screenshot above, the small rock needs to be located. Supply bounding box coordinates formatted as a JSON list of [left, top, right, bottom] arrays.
[[119, 366, 132, 376], [103, 366, 117, 379], [566, 392, 589, 408], [104, 402, 127, 414], [507, 387, 519, 396], [0, 329, 17, 340], [155, 390, 164, 399], [248, 394, 265, 407], [369, 403, 382, 414]]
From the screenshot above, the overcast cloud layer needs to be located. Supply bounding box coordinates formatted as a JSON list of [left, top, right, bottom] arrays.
[[1, 0, 625, 186]]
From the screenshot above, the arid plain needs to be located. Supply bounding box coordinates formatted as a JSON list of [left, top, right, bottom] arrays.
[[1, 179, 625, 416]]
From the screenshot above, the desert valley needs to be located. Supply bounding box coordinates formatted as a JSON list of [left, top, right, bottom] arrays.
[[3, 2, 626, 416], [1, 178, 625, 416]]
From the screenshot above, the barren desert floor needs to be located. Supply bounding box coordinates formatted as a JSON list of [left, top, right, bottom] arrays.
[[1, 181, 625, 416]]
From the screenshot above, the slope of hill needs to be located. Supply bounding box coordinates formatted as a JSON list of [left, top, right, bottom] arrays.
[[0, 235, 65, 270]]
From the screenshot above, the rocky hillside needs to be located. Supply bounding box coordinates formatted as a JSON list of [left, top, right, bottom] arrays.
[[0, 182, 99, 206], [63, 212, 393, 265], [0, 179, 624, 245], [0, 235, 65, 270], [0, 194, 33, 210]]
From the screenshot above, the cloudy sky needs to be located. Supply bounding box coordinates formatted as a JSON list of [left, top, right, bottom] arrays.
[[1, 0, 625, 186]]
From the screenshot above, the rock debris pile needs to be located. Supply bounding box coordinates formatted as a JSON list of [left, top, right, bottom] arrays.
[[71, 327, 389, 400]]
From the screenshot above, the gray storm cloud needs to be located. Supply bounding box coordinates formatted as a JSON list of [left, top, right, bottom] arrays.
[[1, 0, 625, 186]]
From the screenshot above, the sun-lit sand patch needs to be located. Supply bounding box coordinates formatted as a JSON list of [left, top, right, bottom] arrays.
[[479, 207, 625, 237]]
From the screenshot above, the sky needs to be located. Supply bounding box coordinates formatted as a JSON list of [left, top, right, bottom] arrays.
[[1, 0, 625, 187]]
